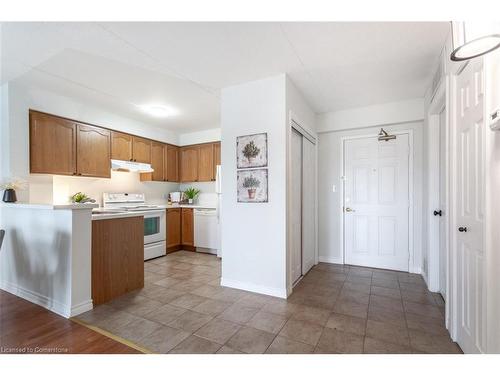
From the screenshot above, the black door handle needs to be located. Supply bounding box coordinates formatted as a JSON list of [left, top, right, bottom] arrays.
[[458, 227, 468, 232], [433, 210, 442, 216]]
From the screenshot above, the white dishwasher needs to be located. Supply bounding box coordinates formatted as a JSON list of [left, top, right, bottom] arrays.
[[194, 208, 219, 255]]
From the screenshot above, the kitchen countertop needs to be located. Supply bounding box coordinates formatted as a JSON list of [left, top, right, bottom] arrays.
[[164, 204, 216, 209], [90, 203, 216, 220], [91, 211, 145, 221], [1, 202, 99, 210]]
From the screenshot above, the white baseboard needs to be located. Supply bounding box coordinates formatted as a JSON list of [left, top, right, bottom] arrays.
[[221, 278, 287, 299], [411, 266, 422, 275], [70, 300, 94, 316], [1, 281, 70, 317], [318, 256, 343, 264]]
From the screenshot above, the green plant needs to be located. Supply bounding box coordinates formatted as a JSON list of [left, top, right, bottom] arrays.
[[1, 178, 28, 191], [70, 192, 95, 203], [242, 176, 260, 189], [242, 141, 260, 161], [183, 187, 200, 200]]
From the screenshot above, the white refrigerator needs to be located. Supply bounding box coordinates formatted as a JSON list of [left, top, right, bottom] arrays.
[[215, 165, 222, 258]]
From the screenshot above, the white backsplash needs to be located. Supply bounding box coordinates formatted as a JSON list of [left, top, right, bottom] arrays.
[[53, 170, 180, 206], [180, 181, 218, 206]]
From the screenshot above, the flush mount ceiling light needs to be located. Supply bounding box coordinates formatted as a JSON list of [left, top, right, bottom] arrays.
[[138, 104, 178, 118], [451, 21, 500, 61]]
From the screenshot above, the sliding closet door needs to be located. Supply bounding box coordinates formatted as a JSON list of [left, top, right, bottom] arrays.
[[291, 129, 303, 284], [302, 137, 316, 274]]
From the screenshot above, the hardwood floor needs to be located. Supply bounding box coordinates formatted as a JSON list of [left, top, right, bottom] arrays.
[[0, 290, 140, 354]]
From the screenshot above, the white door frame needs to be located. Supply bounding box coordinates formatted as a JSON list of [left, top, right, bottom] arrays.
[[448, 62, 467, 343], [287, 111, 318, 294], [340, 129, 415, 272], [426, 78, 450, 295]]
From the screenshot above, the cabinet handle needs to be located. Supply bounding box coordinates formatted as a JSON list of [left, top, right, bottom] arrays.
[[458, 227, 468, 232], [433, 210, 442, 216]]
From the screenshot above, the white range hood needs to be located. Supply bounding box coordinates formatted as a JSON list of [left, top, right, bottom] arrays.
[[111, 159, 154, 173]]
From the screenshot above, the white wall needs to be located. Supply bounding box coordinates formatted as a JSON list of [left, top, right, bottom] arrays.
[[1, 81, 181, 204], [53, 172, 179, 206], [179, 128, 221, 146], [318, 121, 424, 273], [0, 205, 94, 317], [317, 98, 424, 133], [220, 74, 288, 297]]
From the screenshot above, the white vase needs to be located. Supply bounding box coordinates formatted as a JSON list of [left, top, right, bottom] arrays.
[[188, 198, 193, 204]]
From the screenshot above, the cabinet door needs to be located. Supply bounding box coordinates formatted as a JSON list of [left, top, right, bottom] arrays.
[[111, 131, 133, 161], [77, 124, 111, 178], [198, 143, 215, 182], [166, 208, 181, 251], [213, 142, 221, 179], [29, 111, 76, 176], [132, 136, 152, 164], [181, 208, 194, 247], [150, 141, 164, 181], [164, 144, 178, 182], [180, 146, 199, 182]]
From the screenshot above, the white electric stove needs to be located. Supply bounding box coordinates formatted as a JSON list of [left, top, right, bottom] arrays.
[[103, 193, 166, 260]]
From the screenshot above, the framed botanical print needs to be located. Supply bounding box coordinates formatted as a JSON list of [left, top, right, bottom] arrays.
[[236, 133, 268, 169], [237, 168, 268, 203]]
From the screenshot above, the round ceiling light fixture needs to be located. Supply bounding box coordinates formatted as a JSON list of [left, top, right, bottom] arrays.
[[451, 22, 500, 61], [138, 104, 178, 118]]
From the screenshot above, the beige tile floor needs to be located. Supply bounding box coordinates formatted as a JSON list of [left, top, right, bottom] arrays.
[[77, 251, 462, 354]]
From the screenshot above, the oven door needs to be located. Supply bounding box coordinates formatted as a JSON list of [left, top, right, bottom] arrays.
[[143, 210, 166, 244]]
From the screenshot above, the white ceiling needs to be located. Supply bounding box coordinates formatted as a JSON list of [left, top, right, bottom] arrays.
[[1, 22, 449, 132]]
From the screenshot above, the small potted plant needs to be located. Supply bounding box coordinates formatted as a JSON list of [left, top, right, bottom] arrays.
[[70, 192, 96, 204], [183, 187, 200, 204], [242, 176, 260, 199], [242, 141, 260, 163], [1, 178, 27, 203]]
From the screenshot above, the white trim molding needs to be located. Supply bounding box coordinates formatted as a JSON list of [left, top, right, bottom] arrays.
[[221, 278, 287, 299], [318, 256, 344, 264], [1, 281, 70, 318]]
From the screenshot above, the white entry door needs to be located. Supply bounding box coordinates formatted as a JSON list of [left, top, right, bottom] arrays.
[[344, 134, 410, 271], [455, 60, 486, 353]]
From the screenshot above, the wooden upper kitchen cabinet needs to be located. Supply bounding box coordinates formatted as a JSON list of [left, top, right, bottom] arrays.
[[166, 208, 181, 252], [132, 136, 152, 164], [91, 216, 144, 305], [180, 146, 199, 182], [165, 144, 180, 182], [181, 208, 194, 249], [29, 110, 77, 176], [140, 141, 164, 182], [111, 131, 133, 161], [213, 141, 221, 178], [198, 143, 215, 182], [76, 124, 111, 178]]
